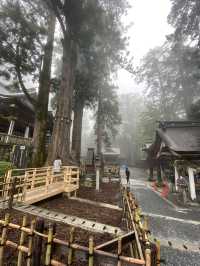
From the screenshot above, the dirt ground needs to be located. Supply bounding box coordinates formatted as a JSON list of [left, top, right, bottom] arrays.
[[0, 182, 123, 265], [77, 181, 120, 205]]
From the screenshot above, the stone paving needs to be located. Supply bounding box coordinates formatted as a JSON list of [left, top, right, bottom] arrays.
[[125, 167, 200, 266]]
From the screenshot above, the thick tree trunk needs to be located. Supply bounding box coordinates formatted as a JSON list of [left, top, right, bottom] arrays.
[[32, 12, 56, 167], [47, 37, 77, 164], [71, 101, 84, 163]]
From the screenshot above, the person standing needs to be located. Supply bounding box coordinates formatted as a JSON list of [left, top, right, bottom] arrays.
[[53, 156, 62, 173], [125, 167, 130, 184]]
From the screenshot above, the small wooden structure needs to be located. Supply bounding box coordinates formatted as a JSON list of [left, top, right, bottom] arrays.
[[0, 185, 158, 265], [102, 147, 120, 178], [0, 166, 80, 204]]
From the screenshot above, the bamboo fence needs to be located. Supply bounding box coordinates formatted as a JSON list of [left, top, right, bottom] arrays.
[[0, 213, 148, 266]]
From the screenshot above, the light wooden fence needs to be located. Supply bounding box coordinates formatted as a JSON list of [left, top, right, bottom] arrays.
[[0, 166, 79, 204], [0, 213, 147, 266], [121, 186, 159, 266]]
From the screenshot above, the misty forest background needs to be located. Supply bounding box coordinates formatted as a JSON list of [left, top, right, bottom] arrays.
[[1, 0, 200, 166]]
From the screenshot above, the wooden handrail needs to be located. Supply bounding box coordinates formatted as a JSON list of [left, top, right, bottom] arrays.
[[2, 166, 80, 203]]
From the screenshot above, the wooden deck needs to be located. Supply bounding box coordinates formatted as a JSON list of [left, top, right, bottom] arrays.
[[1, 166, 79, 204]]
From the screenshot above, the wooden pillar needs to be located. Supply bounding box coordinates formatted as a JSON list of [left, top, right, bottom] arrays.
[[157, 161, 162, 185], [96, 167, 100, 191], [149, 167, 154, 181], [24, 126, 30, 138], [6, 120, 15, 143]]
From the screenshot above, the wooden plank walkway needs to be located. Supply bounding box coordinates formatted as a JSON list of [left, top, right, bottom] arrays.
[[0, 166, 80, 204], [14, 202, 124, 236]]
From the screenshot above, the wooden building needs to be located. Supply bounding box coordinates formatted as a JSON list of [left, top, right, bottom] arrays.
[[0, 85, 53, 167], [146, 121, 200, 201]]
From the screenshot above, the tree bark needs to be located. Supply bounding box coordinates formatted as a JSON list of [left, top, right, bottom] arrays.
[[47, 36, 77, 164], [71, 100, 84, 163], [32, 12, 56, 167]]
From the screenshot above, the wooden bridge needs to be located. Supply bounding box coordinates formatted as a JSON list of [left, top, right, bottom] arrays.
[[0, 166, 79, 204]]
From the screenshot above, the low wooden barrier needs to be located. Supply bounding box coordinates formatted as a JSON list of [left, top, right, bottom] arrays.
[[121, 185, 159, 266], [0, 166, 79, 204], [0, 214, 146, 266]]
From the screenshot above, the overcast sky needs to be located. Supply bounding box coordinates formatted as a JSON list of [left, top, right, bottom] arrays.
[[117, 0, 173, 95]]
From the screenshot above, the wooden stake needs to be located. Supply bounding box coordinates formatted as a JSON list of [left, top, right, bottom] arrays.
[[0, 213, 9, 266], [17, 215, 27, 266], [88, 236, 94, 266], [156, 240, 161, 266], [117, 237, 122, 266], [145, 245, 151, 266], [32, 218, 44, 266], [45, 224, 54, 266], [68, 227, 75, 265], [27, 220, 35, 266]]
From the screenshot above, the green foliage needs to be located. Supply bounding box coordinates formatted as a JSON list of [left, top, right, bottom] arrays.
[[0, 161, 12, 176], [0, 0, 48, 96], [96, 84, 121, 147], [168, 0, 200, 46]]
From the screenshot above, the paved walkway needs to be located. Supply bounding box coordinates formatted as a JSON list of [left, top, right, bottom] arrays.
[[123, 167, 200, 266]]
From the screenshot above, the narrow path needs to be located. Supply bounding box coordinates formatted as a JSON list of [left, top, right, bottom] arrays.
[[123, 167, 200, 266], [14, 202, 124, 236]]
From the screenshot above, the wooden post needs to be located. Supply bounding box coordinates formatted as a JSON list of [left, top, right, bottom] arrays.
[[22, 172, 28, 202], [88, 236, 94, 266], [32, 218, 45, 266], [145, 244, 151, 266], [68, 227, 75, 265], [27, 220, 35, 266], [17, 216, 27, 266], [45, 224, 54, 266], [156, 240, 161, 266], [31, 169, 36, 189], [4, 170, 12, 199], [96, 167, 100, 191], [8, 177, 16, 210], [117, 237, 122, 266], [0, 213, 10, 266]]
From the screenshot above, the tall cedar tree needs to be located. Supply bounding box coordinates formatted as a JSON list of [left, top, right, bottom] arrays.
[[45, 0, 129, 164], [0, 0, 55, 166]]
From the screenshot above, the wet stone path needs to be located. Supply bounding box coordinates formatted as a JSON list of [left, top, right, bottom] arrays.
[[122, 167, 200, 266]]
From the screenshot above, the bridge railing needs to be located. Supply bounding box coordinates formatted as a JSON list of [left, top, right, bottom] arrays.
[[1, 166, 80, 204]]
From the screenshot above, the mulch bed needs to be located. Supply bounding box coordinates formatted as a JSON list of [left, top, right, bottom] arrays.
[[0, 182, 123, 265], [37, 196, 121, 227], [77, 182, 120, 205]]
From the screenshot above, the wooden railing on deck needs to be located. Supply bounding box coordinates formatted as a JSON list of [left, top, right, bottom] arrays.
[[1, 166, 79, 204]]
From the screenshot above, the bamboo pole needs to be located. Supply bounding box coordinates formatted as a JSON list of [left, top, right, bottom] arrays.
[[117, 237, 122, 266], [33, 218, 45, 266], [27, 220, 35, 266], [45, 225, 54, 266], [0, 213, 10, 266], [17, 216, 27, 266], [156, 240, 161, 266], [88, 236, 94, 266], [145, 244, 151, 266], [68, 227, 75, 265]]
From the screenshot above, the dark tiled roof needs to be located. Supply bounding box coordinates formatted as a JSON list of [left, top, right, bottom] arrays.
[[157, 121, 200, 153]]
